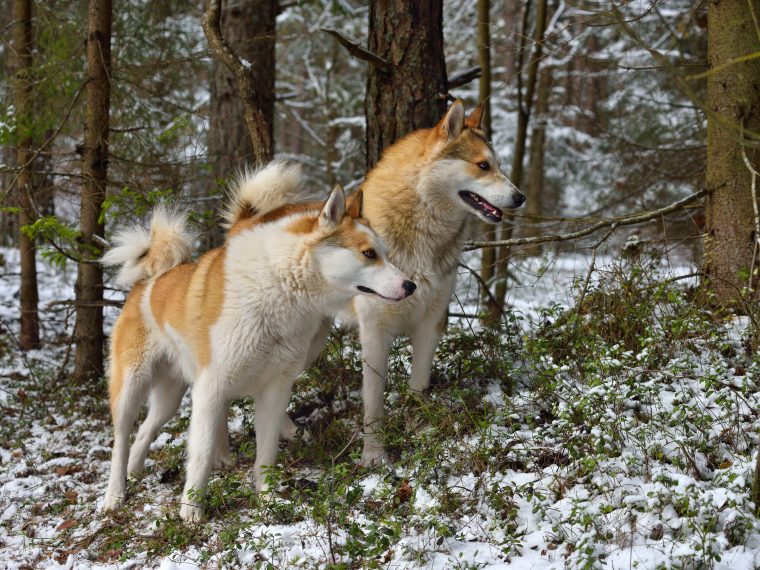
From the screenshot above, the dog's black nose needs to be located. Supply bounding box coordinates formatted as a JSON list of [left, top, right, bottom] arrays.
[[514, 192, 526, 207], [402, 280, 417, 296]]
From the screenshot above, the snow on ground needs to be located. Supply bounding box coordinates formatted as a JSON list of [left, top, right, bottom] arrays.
[[2, 244, 760, 569]]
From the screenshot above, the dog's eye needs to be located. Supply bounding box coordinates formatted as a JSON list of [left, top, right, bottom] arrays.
[[362, 248, 377, 260], [477, 161, 490, 171]]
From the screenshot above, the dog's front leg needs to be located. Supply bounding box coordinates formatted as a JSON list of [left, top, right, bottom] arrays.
[[409, 308, 447, 392], [213, 410, 234, 468], [254, 379, 295, 492], [359, 321, 394, 465], [279, 318, 330, 442], [179, 377, 227, 523]]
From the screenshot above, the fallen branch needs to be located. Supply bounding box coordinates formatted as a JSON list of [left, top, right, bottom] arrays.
[[464, 188, 710, 251], [321, 28, 390, 72], [202, 0, 272, 165]]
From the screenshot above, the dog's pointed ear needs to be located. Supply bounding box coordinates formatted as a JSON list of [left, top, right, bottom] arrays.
[[437, 99, 465, 141], [346, 190, 364, 218], [465, 102, 485, 130], [319, 184, 346, 227]]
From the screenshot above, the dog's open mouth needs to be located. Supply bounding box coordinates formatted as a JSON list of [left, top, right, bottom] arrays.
[[459, 191, 503, 222], [357, 285, 401, 303]]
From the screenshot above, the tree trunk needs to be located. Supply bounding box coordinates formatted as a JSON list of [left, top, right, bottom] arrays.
[[207, 0, 277, 246], [365, 0, 448, 168], [209, 0, 276, 180], [523, 65, 553, 251], [502, 0, 519, 82], [73, 0, 111, 383], [703, 0, 760, 305], [493, 0, 547, 311], [13, 0, 40, 350], [476, 0, 500, 321], [203, 0, 273, 168]]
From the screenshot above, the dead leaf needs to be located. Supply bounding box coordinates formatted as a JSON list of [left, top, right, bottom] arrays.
[[56, 519, 77, 532], [395, 479, 413, 504], [54, 465, 81, 476]]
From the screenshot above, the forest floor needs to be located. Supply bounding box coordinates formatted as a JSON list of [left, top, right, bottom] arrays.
[[2, 244, 760, 569]]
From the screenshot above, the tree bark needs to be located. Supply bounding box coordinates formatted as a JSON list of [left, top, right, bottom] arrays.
[[493, 0, 547, 311], [523, 65, 553, 251], [502, 0, 520, 83], [13, 0, 40, 350], [209, 0, 276, 180], [703, 0, 760, 305], [203, 0, 273, 167], [365, 0, 448, 168], [208, 0, 277, 246], [476, 0, 500, 321], [73, 0, 111, 383]]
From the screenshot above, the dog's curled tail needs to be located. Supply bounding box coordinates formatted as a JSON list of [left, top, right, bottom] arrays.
[[101, 205, 194, 288], [223, 160, 304, 228]]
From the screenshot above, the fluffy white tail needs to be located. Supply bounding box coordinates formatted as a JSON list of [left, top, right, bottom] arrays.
[[223, 160, 306, 227], [102, 205, 194, 288]]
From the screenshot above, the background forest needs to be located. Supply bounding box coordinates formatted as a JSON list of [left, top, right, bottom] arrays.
[[2, 0, 760, 568]]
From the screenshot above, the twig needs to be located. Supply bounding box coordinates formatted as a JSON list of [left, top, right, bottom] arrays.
[[457, 262, 502, 312], [464, 188, 710, 251], [571, 225, 616, 339], [326, 426, 361, 565], [46, 299, 124, 309], [320, 28, 390, 71], [740, 123, 760, 291], [2, 81, 87, 201]]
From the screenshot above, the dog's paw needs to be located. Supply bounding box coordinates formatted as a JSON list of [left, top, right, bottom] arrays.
[[408, 376, 431, 393], [360, 444, 388, 467], [279, 415, 311, 442], [213, 448, 234, 469], [179, 501, 205, 524], [102, 492, 125, 513], [127, 458, 146, 477]]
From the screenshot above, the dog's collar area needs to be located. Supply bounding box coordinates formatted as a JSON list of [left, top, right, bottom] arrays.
[[458, 190, 503, 222]]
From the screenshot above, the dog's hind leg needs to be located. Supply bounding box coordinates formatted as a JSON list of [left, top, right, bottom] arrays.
[[104, 364, 151, 512], [359, 321, 394, 466], [127, 370, 187, 476], [409, 308, 448, 392], [179, 373, 228, 523]]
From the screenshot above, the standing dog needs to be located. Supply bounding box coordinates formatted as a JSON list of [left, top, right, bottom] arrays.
[[350, 99, 525, 463], [102, 162, 415, 522]]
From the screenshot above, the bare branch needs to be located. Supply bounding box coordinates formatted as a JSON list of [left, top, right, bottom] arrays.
[[321, 28, 390, 72], [448, 65, 482, 89], [464, 188, 710, 251]]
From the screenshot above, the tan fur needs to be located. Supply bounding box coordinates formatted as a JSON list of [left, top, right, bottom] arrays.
[[228, 202, 321, 238], [143, 222, 191, 279], [337, 226, 378, 263], [149, 249, 226, 370]]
